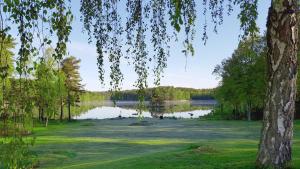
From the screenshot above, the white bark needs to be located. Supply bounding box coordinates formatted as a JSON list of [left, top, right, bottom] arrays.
[[256, 0, 298, 168]]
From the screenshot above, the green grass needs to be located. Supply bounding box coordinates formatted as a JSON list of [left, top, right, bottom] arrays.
[[30, 119, 300, 169]]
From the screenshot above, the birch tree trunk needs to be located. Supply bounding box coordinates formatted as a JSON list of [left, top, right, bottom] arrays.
[[257, 0, 298, 168], [60, 100, 64, 121], [247, 101, 252, 121], [68, 92, 71, 121]]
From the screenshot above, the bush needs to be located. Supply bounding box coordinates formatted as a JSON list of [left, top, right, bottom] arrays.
[[0, 137, 37, 169]]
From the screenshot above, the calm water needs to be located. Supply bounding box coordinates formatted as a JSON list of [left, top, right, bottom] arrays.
[[75, 100, 216, 120]]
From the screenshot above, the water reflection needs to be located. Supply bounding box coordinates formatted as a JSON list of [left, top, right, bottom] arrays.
[[75, 100, 215, 120]]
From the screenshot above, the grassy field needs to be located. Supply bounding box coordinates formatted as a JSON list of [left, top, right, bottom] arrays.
[[30, 119, 300, 169]]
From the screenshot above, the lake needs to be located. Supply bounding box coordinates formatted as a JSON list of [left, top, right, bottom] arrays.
[[75, 100, 216, 120]]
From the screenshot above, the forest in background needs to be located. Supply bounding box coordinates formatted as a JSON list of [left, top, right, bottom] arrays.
[[107, 86, 215, 101], [81, 87, 215, 102]]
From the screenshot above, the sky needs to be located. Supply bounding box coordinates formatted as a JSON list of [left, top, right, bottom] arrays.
[[11, 1, 270, 92]]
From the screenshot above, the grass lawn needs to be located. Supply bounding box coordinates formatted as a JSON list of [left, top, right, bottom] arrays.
[[31, 119, 300, 169]]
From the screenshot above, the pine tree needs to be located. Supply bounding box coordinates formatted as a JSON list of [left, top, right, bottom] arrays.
[[61, 56, 83, 121]]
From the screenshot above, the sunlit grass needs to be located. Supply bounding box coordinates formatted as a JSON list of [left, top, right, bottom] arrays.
[[27, 119, 300, 169], [36, 136, 195, 145]]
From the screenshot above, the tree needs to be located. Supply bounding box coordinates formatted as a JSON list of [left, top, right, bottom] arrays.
[[256, 1, 298, 167], [0, 35, 15, 135], [213, 36, 267, 120], [0, 0, 72, 126], [57, 69, 67, 121], [34, 48, 62, 126], [61, 56, 83, 121]]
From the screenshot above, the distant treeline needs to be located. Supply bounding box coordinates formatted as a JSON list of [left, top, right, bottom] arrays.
[[81, 86, 215, 102], [80, 91, 109, 102]]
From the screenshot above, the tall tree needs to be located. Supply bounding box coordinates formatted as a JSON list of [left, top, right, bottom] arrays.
[[256, 1, 298, 167], [213, 36, 267, 120], [34, 48, 62, 126], [58, 69, 67, 121], [61, 56, 82, 121], [0, 35, 15, 135]]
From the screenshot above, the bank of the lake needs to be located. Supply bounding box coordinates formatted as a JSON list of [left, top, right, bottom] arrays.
[[32, 119, 300, 169], [74, 100, 216, 120]]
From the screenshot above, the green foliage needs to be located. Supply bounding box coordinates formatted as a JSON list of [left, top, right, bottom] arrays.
[[0, 36, 15, 122], [79, 0, 195, 101], [1, 0, 72, 80], [236, 0, 259, 38], [80, 91, 108, 102], [212, 36, 267, 120], [0, 0, 73, 166], [0, 137, 37, 169], [62, 57, 82, 95], [80, 0, 259, 95], [61, 56, 83, 120], [0, 35, 15, 79], [34, 48, 65, 125], [109, 86, 214, 101]]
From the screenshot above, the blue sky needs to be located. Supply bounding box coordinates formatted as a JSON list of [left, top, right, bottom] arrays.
[[11, 1, 271, 91]]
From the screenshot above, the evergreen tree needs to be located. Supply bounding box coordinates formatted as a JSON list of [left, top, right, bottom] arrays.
[[61, 56, 83, 121]]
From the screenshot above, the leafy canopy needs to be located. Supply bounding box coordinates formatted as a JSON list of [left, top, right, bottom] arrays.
[[213, 36, 267, 119], [0, 0, 258, 108], [80, 0, 258, 103]]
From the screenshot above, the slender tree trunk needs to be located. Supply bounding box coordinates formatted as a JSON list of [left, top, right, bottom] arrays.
[[68, 102, 71, 121], [220, 103, 224, 113], [45, 117, 48, 127], [234, 104, 238, 120], [232, 106, 236, 120], [68, 92, 71, 121], [3, 113, 7, 136], [59, 62, 63, 121], [247, 102, 251, 121], [60, 100, 64, 121], [2, 80, 6, 135], [41, 107, 44, 122], [257, 0, 298, 168], [38, 106, 41, 121], [247, 109, 251, 121]]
